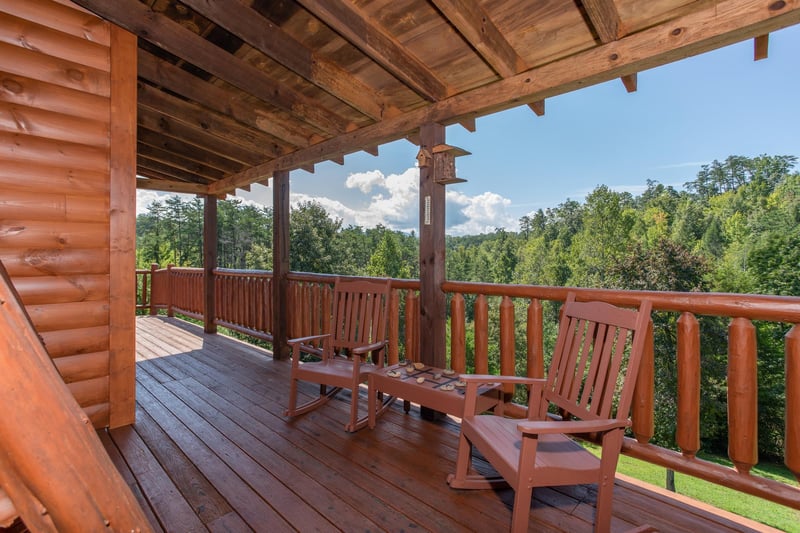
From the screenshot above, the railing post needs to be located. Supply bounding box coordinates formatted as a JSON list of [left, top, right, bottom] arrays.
[[474, 294, 488, 374], [786, 325, 800, 482], [632, 318, 654, 443], [166, 263, 174, 318], [148, 263, 158, 315], [450, 293, 466, 373], [728, 317, 758, 474], [405, 289, 418, 362], [677, 312, 701, 457], [388, 288, 400, 365], [527, 299, 543, 378], [500, 296, 515, 397]]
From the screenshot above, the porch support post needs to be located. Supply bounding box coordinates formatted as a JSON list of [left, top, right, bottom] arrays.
[[203, 194, 217, 334], [272, 170, 291, 360], [418, 122, 447, 368]]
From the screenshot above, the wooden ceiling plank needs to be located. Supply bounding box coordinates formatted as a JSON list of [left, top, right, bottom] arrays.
[[582, 0, 623, 43], [137, 81, 284, 161], [137, 50, 312, 149], [72, 0, 354, 135], [179, 0, 395, 121], [296, 0, 450, 102], [209, 0, 800, 195], [430, 0, 526, 77]]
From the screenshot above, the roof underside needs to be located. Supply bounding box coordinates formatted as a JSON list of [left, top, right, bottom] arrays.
[[72, 0, 800, 197]]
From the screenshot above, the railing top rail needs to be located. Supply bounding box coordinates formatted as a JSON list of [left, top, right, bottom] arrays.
[[137, 267, 800, 322], [442, 281, 800, 322], [214, 268, 272, 277]]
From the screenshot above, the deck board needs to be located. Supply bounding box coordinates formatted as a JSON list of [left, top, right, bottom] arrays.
[[101, 316, 780, 532]]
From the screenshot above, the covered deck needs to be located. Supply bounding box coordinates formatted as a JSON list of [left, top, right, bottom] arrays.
[[108, 315, 776, 532]]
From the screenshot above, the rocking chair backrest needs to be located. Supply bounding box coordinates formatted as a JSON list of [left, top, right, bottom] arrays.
[[330, 278, 390, 354], [541, 293, 652, 423]]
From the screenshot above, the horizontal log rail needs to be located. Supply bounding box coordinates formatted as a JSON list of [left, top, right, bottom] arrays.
[[135, 267, 800, 512]]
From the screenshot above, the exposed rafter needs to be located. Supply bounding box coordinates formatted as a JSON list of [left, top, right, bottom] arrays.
[[137, 50, 313, 149], [179, 0, 397, 121], [295, 0, 451, 102], [209, 0, 800, 194], [430, 0, 526, 77], [582, 0, 623, 42], [72, 0, 355, 135]]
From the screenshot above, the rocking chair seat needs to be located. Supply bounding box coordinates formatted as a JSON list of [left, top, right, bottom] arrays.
[[447, 293, 652, 533], [285, 277, 391, 432]]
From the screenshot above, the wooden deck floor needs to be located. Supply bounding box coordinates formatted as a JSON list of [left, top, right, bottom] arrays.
[[101, 316, 779, 532]]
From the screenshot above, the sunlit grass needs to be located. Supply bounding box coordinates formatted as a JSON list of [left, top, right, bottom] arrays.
[[584, 443, 800, 532]]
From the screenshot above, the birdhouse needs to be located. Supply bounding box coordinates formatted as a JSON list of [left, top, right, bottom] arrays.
[[416, 147, 432, 168], [432, 144, 470, 184]]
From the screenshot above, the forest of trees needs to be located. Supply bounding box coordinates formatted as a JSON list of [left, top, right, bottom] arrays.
[[137, 154, 799, 459]]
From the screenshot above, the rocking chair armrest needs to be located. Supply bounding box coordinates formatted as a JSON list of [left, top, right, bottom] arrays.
[[350, 339, 387, 356], [517, 418, 630, 436], [351, 339, 387, 368], [287, 333, 332, 346], [287, 334, 333, 366]]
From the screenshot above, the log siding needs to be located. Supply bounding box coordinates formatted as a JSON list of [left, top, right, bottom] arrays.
[[0, 0, 136, 428]]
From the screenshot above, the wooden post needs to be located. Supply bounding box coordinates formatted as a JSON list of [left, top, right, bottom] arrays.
[[786, 325, 800, 482], [272, 170, 290, 360], [527, 299, 543, 378], [204, 194, 218, 334], [418, 122, 446, 368], [728, 317, 758, 474], [108, 24, 137, 428], [677, 312, 701, 457], [149, 262, 158, 315]]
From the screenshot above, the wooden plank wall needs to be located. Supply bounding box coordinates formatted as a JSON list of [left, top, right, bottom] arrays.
[[0, 0, 137, 428]]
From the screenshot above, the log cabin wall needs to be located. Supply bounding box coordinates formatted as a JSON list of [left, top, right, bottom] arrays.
[[0, 0, 137, 428]]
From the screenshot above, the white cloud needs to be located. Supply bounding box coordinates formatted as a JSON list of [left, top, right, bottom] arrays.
[[135, 189, 165, 215], [137, 167, 518, 236], [345, 169, 386, 193], [446, 190, 517, 235]]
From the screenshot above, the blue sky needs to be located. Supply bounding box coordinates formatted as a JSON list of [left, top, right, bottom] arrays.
[[138, 25, 800, 236]]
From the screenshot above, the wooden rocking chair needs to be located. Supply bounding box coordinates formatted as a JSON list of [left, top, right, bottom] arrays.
[[285, 277, 391, 432], [447, 293, 652, 533]]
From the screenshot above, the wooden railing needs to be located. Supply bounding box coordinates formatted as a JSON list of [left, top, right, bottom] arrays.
[[135, 266, 800, 512]]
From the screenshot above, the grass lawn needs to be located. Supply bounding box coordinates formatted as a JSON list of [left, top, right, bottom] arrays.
[[585, 443, 800, 532]]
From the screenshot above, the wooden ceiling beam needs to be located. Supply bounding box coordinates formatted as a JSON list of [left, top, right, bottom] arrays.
[[137, 155, 213, 185], [296, 0, 450, 102], [137, 105, 265, 166], [528, 100, 545, 117], [72, 0, 354, 135], [136, 125, 250, 173], [137, 50, 313, 149], [137, 82, 285, 162], [136, 176, 208, 194], [209, 0, 800, 195], [754, 33, 769, 60], [137, 143, 229, 180], [179, 0, 397, 121], [430, 0, 526, 77], [582, 0, 623, 43]]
